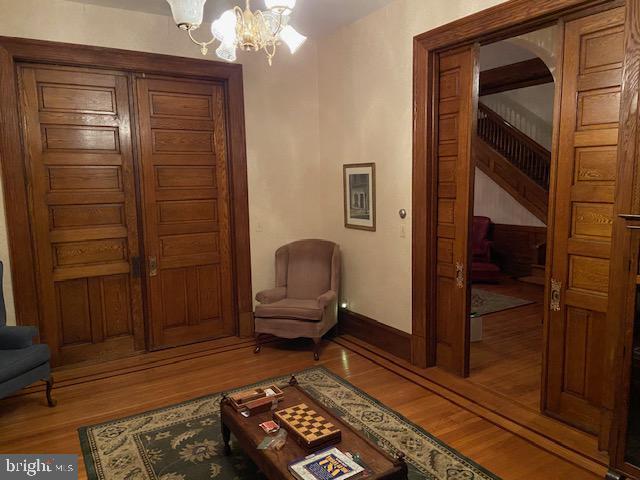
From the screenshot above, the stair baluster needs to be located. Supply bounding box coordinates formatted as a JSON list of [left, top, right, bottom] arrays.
[[476, 102, 551, 190]]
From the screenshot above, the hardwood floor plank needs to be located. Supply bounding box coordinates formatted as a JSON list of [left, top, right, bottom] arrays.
[[470, 281, 545, 411], [0, 341, 597, 479]]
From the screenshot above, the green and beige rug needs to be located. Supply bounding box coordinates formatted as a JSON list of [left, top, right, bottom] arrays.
[[79, 367, 500, 480], [471, 288, 534, 317]]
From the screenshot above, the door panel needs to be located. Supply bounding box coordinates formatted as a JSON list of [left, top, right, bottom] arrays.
[[136, 78, 235, 349], [544, 7, 625, 434], [435, 46, 478, 376], [18, 65, 144, 366]]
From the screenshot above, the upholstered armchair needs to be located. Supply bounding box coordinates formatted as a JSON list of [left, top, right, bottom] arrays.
[[471, 216, 502, 283], [254, 240, 341, 361], [0, 262, 55, 407]]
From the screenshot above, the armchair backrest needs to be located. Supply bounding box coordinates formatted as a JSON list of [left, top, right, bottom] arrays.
[[472, 216, 492, 261], [276, 240, 340, 300], [472, 216, 491, 245]]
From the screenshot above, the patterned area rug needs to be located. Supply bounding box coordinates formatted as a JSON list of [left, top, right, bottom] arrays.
[[79, 367, 500, 480], [471, 288, 534, 317]]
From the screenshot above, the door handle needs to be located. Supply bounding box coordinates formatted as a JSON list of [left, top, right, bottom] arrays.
[[619, 214, 640, 229], [619, 214, 640, 221], [455, 261, 464, 289], [149, 256, 158, 277], [550, 278, 562, 311]]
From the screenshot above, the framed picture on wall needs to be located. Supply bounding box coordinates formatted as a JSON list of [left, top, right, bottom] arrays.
[[343, 163, 376, 231]]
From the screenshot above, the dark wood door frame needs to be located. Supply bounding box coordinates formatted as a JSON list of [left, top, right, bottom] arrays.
[[606, 0, 640, 475], [411, 0, 631, 369], [0, 37, 254, 340]]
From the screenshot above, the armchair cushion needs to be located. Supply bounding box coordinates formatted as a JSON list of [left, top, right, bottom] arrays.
[[0, 344, 50, 384], [0, 326, 38, 350], [255, 298, 324, 322], [255, 287, 287, 305]]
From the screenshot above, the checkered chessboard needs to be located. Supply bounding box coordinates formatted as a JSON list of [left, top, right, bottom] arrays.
[[274, 403, 341, 448]]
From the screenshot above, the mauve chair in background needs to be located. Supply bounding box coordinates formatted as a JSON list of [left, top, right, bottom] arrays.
[[471, 216, 502, 283], [253, 239, 340, 361]]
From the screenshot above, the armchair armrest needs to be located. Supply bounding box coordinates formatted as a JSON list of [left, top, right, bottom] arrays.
[[0, 325, 38, 350], [317, 290, 337, 309], [256, 287, 287, 304]]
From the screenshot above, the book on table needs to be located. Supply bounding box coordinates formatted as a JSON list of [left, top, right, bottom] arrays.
[[288, 447, 365, 480]]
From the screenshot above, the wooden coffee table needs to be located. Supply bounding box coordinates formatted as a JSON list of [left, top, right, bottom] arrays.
[[220, 376, 408, 479]]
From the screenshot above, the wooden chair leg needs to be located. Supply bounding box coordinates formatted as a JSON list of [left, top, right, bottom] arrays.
[[45, 376, 57, 407], [313, 338, 321, 361], [254, 333, 262, 354]]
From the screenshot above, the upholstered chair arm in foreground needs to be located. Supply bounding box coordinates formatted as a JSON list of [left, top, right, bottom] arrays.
[[316, 290, 337, 309], [0, 261, 55, 407], [255, 287, 287, 305], [0, 325, 38, 350]]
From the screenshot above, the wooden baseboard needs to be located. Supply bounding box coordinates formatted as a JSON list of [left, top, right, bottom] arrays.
[[338, 308, 411, 362], [334, 334, 608, 478]]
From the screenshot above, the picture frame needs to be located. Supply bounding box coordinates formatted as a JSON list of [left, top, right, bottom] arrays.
[[343, 163, 376, 231]]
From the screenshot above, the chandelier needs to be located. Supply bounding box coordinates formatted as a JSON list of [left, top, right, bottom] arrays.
[[166, 0, 307, 65]]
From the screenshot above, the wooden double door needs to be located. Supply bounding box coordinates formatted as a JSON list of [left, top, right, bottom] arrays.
[[430, 5, 627, 437], [18, 64, 235, 366]]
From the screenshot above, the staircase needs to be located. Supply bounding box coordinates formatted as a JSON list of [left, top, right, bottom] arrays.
[[475, 102, 551, 223]]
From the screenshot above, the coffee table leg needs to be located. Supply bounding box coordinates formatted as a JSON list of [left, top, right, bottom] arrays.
[[222, 420, 231, 455]]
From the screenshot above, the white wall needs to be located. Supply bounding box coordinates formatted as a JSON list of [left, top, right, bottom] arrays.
[[474, 169, 546, 227], [0, 0, 326, 325], [0, 0, 515, 335], [317, 0, 508, 333]]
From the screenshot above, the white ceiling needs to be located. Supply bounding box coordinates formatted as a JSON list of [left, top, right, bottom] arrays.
[[480, 42, 536, 71], [67, 0, 396, 37]]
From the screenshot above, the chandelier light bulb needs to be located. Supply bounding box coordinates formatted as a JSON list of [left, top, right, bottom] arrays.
[[212, 9, 238, 43], [166, 0, 207, 30], [216, 42, 238, 62], [279, 25, 307, 54]]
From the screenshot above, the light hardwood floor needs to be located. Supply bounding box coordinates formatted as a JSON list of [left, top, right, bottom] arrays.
[[0, 339, 597, 479], [470, 281, 545, 410]]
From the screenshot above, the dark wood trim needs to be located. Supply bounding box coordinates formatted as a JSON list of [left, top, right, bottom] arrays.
[[480, 58, 554, 95], [0, 47, 39, 328], [411, 0, 624, 370], [413, 0, 613, 50], [334, 335, 608, 477], [339, 309, 411, 362], [411, 35, 435, 369], [607, 0, 640, 474], [0, 36, 253, 338]]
